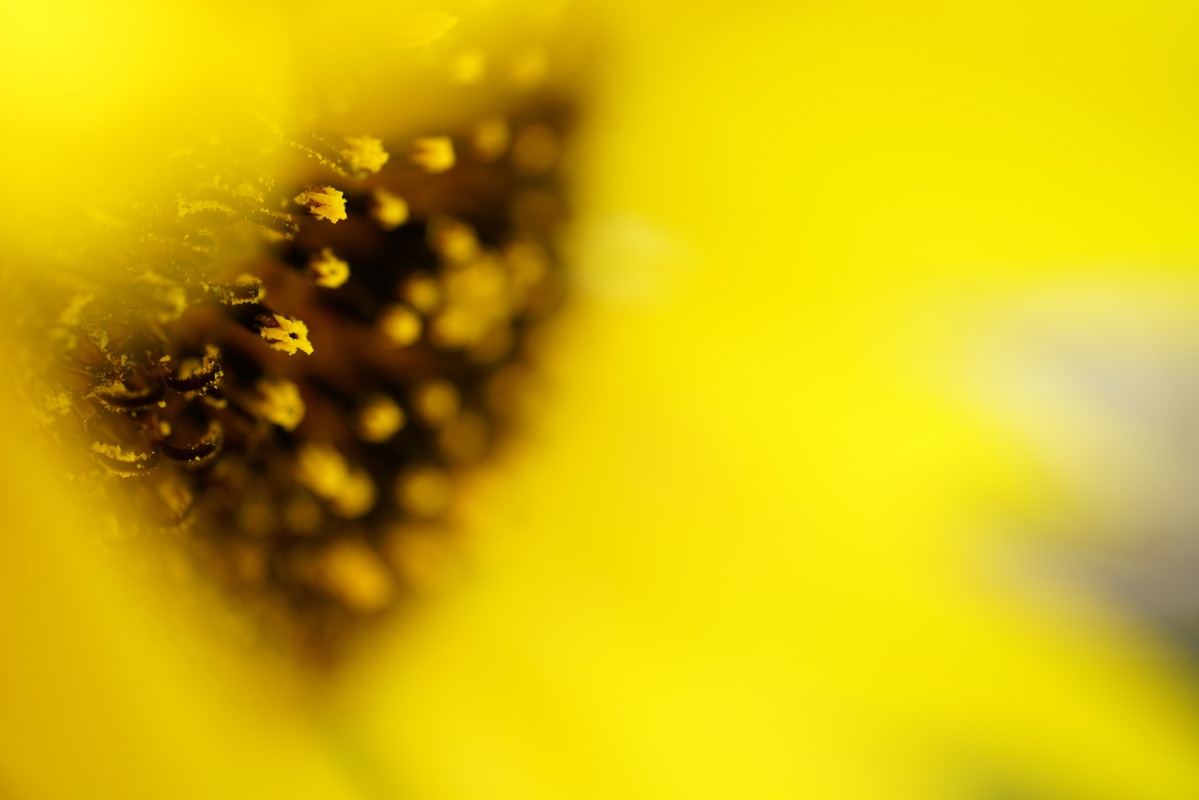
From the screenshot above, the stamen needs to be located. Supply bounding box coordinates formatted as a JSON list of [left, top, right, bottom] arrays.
[[294, 186, 348, 224], [370, 189, 409, 230], [91, 441, 161, 477], [36, 79, 579, 655], [412, 379, 460, 428], [251, 312, 315, 355], [204, 274, 266, 306], [159, 420, 224, 469], [408, 136, 456, 174], [340, 136, 390, 176], [304, 539, 393, 613], [427, 216, 480, 264], [401, 273, 442, 313], [395, 465, 453, 518], [473, 116, 510, 162], [163, 347, 223, 395], [305, 248, 351, 289], [356, 394, 406, 442], [296, 442, 352, 500], [91, 379, 167, 413], [378, 305, 423, 347], [251, 377, 306, 431], [328, 469, 377, 519]]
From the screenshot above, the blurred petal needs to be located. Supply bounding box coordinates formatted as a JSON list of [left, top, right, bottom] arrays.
[[334, 2, 1199, 799]]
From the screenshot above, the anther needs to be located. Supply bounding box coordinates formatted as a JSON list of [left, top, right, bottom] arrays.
[[306, 248, 351, 289], [371, 189, 409, 230], [427, 216, 480, 264], [356, 394, 406, 442], [163, 346, 223, 394], [378, 305, 423, 347], [401, 273, 442, 313], [408, 136, 456, 173], [249, 311, 315, 355], [473, 116, 510, 162], [90, 379, 167, 413], [305, 539, 394, 613], [395, 465, 453, 518], [412, 379, 460, 428], [341, 135, 390, 176], [159, 419, 224, 469], [294, 186, 348, 223], [251, 377, 306, 431]]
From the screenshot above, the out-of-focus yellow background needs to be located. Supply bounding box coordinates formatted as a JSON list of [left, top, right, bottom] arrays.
[[6, 1, 1199, 798]]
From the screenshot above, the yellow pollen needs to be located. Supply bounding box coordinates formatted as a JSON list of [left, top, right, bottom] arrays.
[[357, 395, 406, 442], [294, 185, 347, 223], [401, 273, 442, 313], [56, 293, 94, 328], [473, 116, 510, 162], [253, 377, 306, 431], [443, 255, 508, 305], [427, 216, 480, 263], [413, 379, 460, 427], [378, 304, 423, 347], [233, 273, 266, 302], [371, 188, 409, 230], [423, 255, 513, 350], [91, 441, 150, 464], [205, 273, 265, 306], [292, 443, 371, 520], [259, 313, 314, 355], [396, 466, 453, 518], [429, 308, 477, 348], [329, 469, 378, 519], [90, 442, 158, 477], [34, 31, 577, 649], [311, 539, 394, 613], [296, 442, 352, 500], [306, 247, 350, 289], [409, 136, 456, 173], [341, 135, 390, 175]]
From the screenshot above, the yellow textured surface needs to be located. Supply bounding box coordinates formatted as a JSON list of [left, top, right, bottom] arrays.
[[5, 1, 1199, 799]]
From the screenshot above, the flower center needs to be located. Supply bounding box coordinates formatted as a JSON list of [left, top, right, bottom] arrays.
[[37, 92, 577, 659]]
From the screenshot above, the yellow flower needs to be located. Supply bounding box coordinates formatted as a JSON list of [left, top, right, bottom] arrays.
[[7, 2, 1199, 800]]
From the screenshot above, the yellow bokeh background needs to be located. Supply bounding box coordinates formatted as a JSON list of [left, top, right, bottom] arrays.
[[6, 1, 1199, 798]]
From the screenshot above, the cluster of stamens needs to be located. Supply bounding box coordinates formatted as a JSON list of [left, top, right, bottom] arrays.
[[39, 93, 574, 656]]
